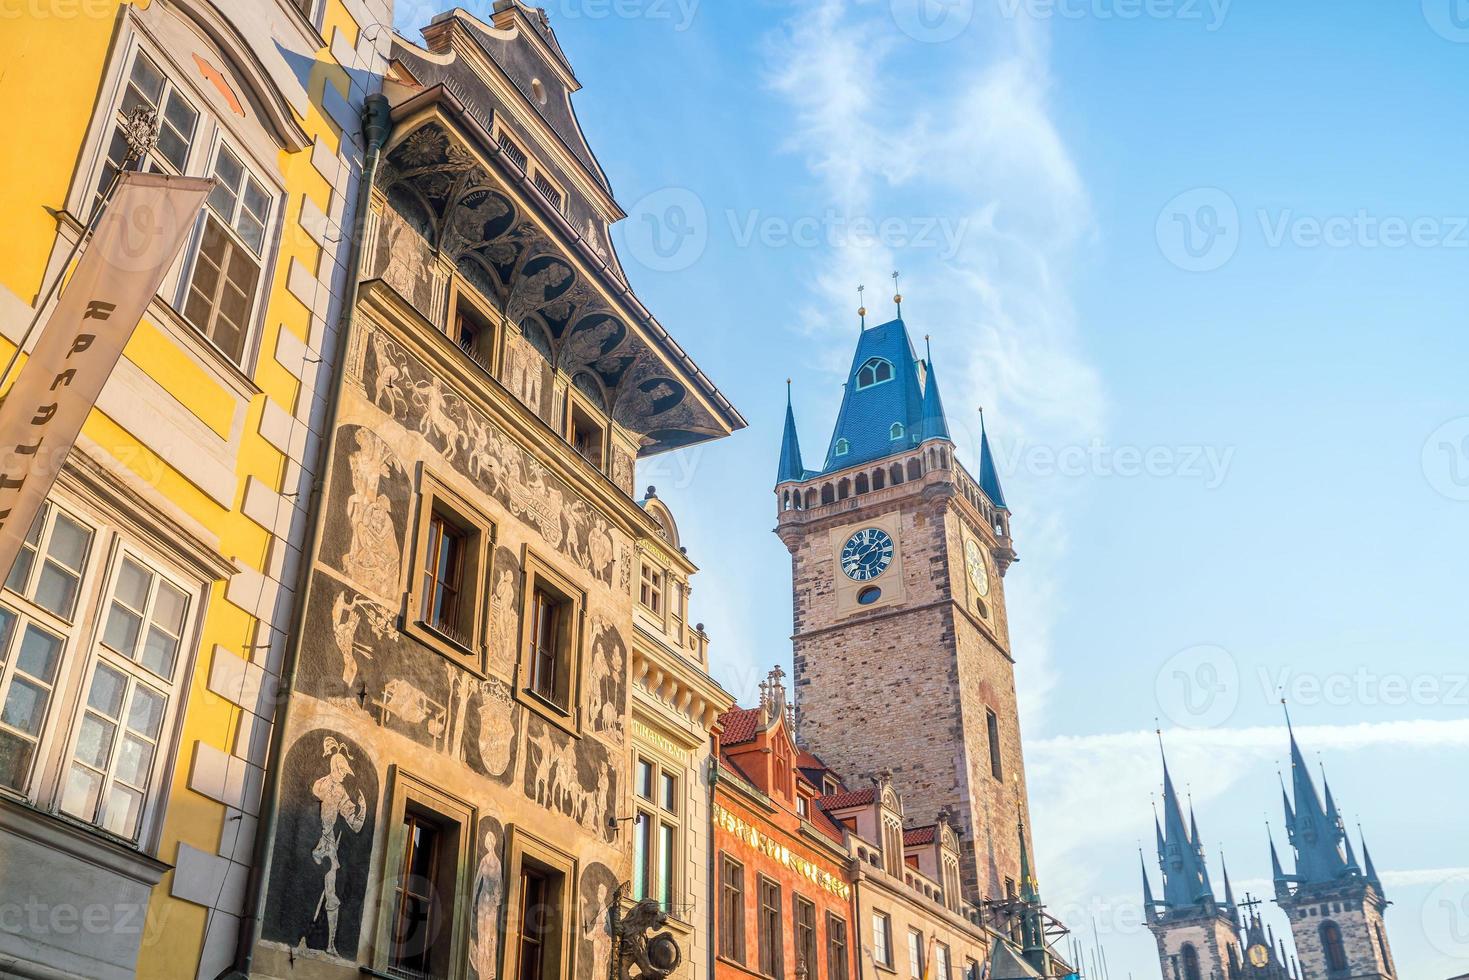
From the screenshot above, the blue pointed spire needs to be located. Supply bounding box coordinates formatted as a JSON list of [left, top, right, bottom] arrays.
[[777, 380, 807, 484], [918, 338, 951, 443], [1140, 849, 1158, 921], [1156, 732, 1215, 910], [1360, 830, 1383, 893], [1282, 705, 1351, 886], [1221, 852, 1239, 918], [977, 409, 1008, 509], [1269, 825, 1290, 897]]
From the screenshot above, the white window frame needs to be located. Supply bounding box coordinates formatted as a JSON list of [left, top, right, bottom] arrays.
[[68, 30, 282, 374], [54, 545, 195, 841], [0, 494, 202, 848], [632, 753, 682, 916]]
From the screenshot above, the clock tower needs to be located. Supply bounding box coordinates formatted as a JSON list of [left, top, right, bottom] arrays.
[[774, 310, 1032, 900]]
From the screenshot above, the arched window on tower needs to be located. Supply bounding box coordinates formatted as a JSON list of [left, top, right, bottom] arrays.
[[890, 422, 905, 441], [1321, 921, 1349, 973], [1374, 922, 1392, 974], [856, 358, 894, 390], [1180, 944, 1201, 980], [835, 438, 850, 457]]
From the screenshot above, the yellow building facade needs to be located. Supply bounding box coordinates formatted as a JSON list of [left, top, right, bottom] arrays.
[[0, 0, 392, 976]]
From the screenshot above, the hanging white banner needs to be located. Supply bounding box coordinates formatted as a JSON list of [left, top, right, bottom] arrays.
[[0, 171, 212, 576]]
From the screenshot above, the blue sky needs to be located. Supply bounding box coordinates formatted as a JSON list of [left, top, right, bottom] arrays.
[[400, 3, 1469, 976]]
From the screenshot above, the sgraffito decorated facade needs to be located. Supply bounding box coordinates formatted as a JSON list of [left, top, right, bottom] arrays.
[[248, 4, 742, 978]]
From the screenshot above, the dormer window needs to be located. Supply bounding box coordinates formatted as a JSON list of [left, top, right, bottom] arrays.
[[890, 422, 905, 441], [834, 438, 850, 456], [856, 358, 894, 390]]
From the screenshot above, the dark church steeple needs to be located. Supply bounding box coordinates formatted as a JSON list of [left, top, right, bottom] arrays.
[[776, 381, 807, 484]]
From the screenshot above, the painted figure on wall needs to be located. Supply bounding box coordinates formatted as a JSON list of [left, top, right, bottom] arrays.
[[524, 717, 616, 841], [579, 863, 620, 980], [263, 729, 377, 962], [343, 429, 405, 599], [332, 590, 391, 689], [359, 332, 627, 588], [587, 617, 626, 741], [304, 736, 368, 957], [471, 816, 505, 979]]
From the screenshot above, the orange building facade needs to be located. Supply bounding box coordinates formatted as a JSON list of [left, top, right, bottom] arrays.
[[713, 670, 857, 980]]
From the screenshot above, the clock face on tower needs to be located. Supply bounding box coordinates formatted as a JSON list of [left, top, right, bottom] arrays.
[[840, 528, 894, 582], [965, 539, 990, 597]]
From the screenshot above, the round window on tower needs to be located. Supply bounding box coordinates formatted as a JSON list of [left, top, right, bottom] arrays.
[[857, 586, 882, 605]]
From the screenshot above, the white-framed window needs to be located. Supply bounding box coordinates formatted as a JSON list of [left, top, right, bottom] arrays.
[[871, 911, 892, 968], [93, 48, 200, 206], [82, 38, 280, 369], [0, 497, 200, 845], [632, 755, 681, 914], [179, 140, 272, 363]]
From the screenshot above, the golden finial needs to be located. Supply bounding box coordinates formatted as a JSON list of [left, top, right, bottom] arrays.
[[858, 284, 867, 329], [892, 270, 903, 317]]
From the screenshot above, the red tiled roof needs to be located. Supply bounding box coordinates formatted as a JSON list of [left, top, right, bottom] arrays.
[[818, 787, 875, 810], [796, 749, 826, 770], [903, 825, 936, 846], [719, 706, 760, 745]]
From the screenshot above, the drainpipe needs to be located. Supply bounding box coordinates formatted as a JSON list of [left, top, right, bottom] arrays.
[[707, 736, 720, 980], [216, 92, 393, 980]]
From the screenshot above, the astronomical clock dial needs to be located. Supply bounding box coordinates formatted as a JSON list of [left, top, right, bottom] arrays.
[[965, 538, 990, 597], [840, 527, 894, 582], [1247, 945, 1270, 968]]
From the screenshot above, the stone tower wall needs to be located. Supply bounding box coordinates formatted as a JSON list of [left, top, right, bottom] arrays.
[[1282, 885, 1393, 980]]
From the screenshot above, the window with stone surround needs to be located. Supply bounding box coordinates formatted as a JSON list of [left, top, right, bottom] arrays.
[[986, 708, 1004, 781], [515, 550, 585, 735], [794, 895, 818, 978], [826, 912, 849, 980], [872, 911, 893, 968], [1320, 921, 1349, 973], [84, 36, 283, 374], [501, 826, 577, 980], [633, 755, 681, 913], [405, 471, 494, 667], [906, 928, 924, 980], [719, 854, 746, 964], [758, 875, 784, 978], [371, 769, 475, 979]]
